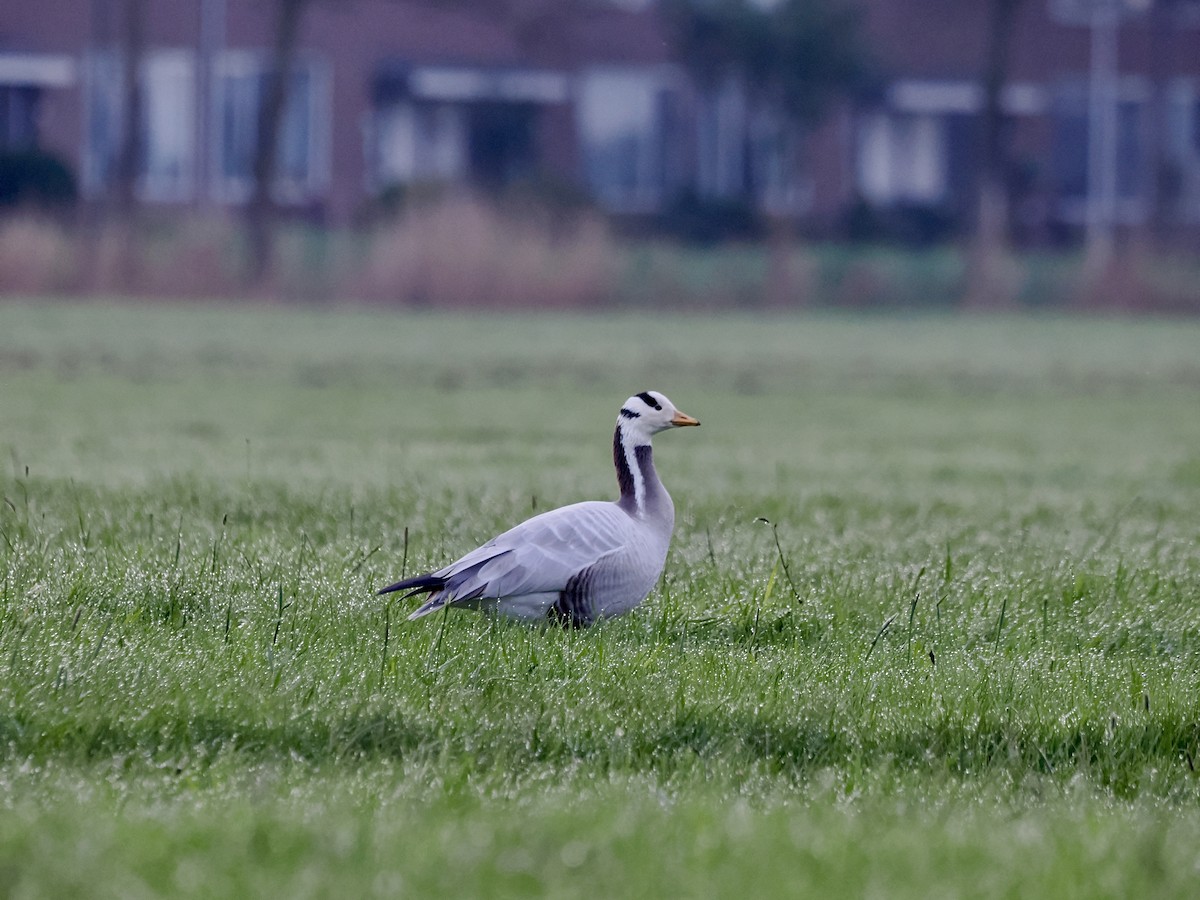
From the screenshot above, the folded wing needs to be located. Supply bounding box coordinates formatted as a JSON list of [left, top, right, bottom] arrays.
[[384, 501, 635, 618]]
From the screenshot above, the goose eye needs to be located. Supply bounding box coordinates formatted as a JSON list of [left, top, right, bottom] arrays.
[[636, 391, 662, 411]]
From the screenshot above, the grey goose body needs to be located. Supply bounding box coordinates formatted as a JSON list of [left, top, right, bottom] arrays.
[[378, 391, 700, 626]]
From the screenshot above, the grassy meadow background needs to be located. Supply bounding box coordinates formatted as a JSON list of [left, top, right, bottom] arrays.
[[1, 301, 1200, 896]]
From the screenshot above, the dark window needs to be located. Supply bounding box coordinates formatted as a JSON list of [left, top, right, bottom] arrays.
[[1192, 97, 1200, 156], [1115, 99, 1144, 200], [0, 86, 40, 150], [1053, 103, 1088, 200], [467, 102, 535, 188], [1052, 93, 1144, 203]]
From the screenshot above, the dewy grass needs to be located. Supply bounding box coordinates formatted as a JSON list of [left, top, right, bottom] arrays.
[[1, 302, 1199, 896]]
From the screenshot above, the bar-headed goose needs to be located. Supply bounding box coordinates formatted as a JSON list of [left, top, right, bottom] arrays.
[[378, 390, 700, 626]]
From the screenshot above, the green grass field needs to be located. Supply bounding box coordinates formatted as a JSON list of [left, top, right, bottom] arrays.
[[2, 302, 1199, 897]]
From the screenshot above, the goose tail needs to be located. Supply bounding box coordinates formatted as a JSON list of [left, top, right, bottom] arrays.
[[376, 573, 445, 597]]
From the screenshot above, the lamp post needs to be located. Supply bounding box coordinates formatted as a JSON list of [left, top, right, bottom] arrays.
[[1057, 0, 1153, 267]]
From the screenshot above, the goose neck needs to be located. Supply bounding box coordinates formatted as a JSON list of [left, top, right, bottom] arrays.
[[613, 424, 665, 516]]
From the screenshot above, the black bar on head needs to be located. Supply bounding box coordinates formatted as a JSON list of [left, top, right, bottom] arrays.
[[636, 391, 662, 410]]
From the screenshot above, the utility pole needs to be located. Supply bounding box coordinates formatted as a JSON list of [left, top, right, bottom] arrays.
[[197, 0, 226, 211]]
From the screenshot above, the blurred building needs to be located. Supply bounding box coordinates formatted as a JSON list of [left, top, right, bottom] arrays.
[[2, 0, 1200, 242], [850, 0, 1200, 244]]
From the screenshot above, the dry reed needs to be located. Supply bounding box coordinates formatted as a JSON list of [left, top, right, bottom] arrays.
[[354, 194, 616, 309]]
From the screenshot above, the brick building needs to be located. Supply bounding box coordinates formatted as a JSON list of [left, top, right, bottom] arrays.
[[2, 0, 1199, 240]]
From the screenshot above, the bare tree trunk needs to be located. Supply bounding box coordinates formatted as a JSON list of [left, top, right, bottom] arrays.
[[765, 125, 807, 309], [1141, 0, 1173, 251], [764, 215, 795, 307], [114, 0, 145, 216], [245, 0, 308, 286], [113, 0, 147, 290], [964, 0, 1023, 311], [1102, 1, 1174, 314]]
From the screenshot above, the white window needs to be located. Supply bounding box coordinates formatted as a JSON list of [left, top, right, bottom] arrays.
[[142, 51, 194, 200], [857, 112, 947, 205], [372, 101, 416, 186], [1167, 79, 1200, 222], [371, 100, 466, 187], [212, 51, 328, 203], [416, 104, 466, 180], [83, 50, 195, 201], [82, 52, 120, 194], [578, 67, 673, 212]]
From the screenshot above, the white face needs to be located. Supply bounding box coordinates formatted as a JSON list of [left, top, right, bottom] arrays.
[[618, 391, 700, 436]]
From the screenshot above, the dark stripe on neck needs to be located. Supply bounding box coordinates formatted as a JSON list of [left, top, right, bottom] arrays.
[[619, 407, 640, 419], [634, 445, 657, 502], [614, 425, 637, 507]]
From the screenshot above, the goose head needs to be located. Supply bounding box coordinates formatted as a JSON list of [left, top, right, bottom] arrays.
[[618, 390, 700, 440]]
